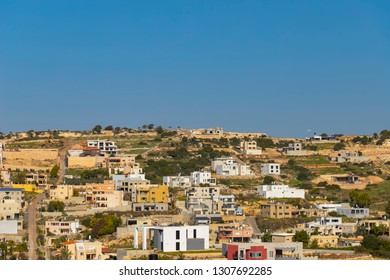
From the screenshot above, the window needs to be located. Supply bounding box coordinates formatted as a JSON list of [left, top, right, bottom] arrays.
[[176, 230, 180, 239], [176, 242, 180, 251], [249, 252, 262, 258], [193, 229, 197, 239]]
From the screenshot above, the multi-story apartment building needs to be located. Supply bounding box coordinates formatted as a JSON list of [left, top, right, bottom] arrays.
[[240, 141, 262, 156], [87, 140, 119, 155], [190, 171, 216, 185], [59, 240, 108, 260], [212, 157, 253, 176], [217, 225, 254, 243], [25, 173, 48, 190], [0, 167, 11, 186], [85, 180, 125, 208], [130, 185, 169, 204], [309, 235, 339, 248], [49, 185, 75, 200], [45, 219, 80, 235], [0, 188, 24, 220], [329, 151, 370, 163], [259, 203, 294, 219], [112, 174, 148, 190], [261, 163, 281, 175], [163, 175, 192, 188], [281, 143, 307, 156], [134, 225, 210, 252]]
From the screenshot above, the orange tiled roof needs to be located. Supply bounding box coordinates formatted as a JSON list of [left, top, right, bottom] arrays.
[[61, 240, 76, 245]]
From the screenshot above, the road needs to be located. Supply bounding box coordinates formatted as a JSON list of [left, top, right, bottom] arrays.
[[245, 216, 261, 235], [56, 139, 78, 185], [27, 193, 44, 260], [27, 140, 77, 259]]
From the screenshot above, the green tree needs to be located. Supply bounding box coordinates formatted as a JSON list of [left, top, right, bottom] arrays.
[[12, 171, 26, 184], [104, 125, 113, 131], [349, 190, 371, 208], [287, 159, 296, 166], [262, 176, 276, 185], [59, 248, 72, 260], [47, 201, 65, 212], [333, 142, 346, 151], [361, 234, 380, 250], [90, 214, 122, 237], [92, 125, 102, 134], [114, 127, 121, 134], [261, 231, 272, 242], [311, 227, 320, 235], [293, 230, 310, 248], [155, 126, 164, 134], [309, 239, 319, 249], [50, 165, 60, 178]]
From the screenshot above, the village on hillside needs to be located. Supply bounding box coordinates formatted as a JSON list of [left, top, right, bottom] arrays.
[[0, 126, 390, 260]]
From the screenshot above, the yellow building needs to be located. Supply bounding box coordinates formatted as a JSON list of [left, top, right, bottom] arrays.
[[11, 184, 44, 193], [310, 235, 339, 248], [135, 185, 169, 203]]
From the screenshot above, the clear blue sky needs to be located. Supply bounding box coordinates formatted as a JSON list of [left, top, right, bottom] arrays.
[[1, 0, 389, 137]]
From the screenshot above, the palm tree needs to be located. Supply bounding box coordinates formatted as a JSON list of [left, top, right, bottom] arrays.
[[59, 247, 72, 260]]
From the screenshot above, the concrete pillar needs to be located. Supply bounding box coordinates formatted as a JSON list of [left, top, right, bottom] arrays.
[[134, 227, 138, 249], [142, 227, 147, 250]]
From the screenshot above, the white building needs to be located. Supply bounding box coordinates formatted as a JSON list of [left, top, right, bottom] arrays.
[[316, 203, 343, 213], [0, 220, 18, 234], [87, 140, 119, 155], [337, 206, 369, 218], [261, 163, 281, 175], [240, 141, 262, 156], [330, 151, 370, 163], [163, 176, 191, 188], [190, 171, 216, 185], [112, 174, 148, 190], [134, 225, 209, 252], [204, 127, 224, 135], [257, 185, 305, 199], [211, 157, 235, 170], [281, 143, 307, 156], [45, 220, 80, 235], [212, 157, 253, 176]]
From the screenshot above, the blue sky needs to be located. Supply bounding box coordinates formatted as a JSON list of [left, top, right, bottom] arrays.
[[1, 0, 389, 137]]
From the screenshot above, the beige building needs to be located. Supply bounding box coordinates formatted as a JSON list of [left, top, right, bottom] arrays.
[[25, 172, 48, 190], [105, 154, 136, 168], [59, 240, 108, 260], [310, 235, 339, 248], [45, 220, 80, 235], [259, 203, 294, 219], [0, 188, 24, 220], [49, 185, 75, 200], [272, 233, 294, 243], [240, 141, 262, 156], [0, 168, 11, 185], [360, 219, 390, 233], [85, 180, 125, 208]]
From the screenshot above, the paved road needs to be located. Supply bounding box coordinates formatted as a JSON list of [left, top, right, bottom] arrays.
[[27, 193, 44, 260], [245, 216, 261, 235], [26, 140, 76, 260]]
